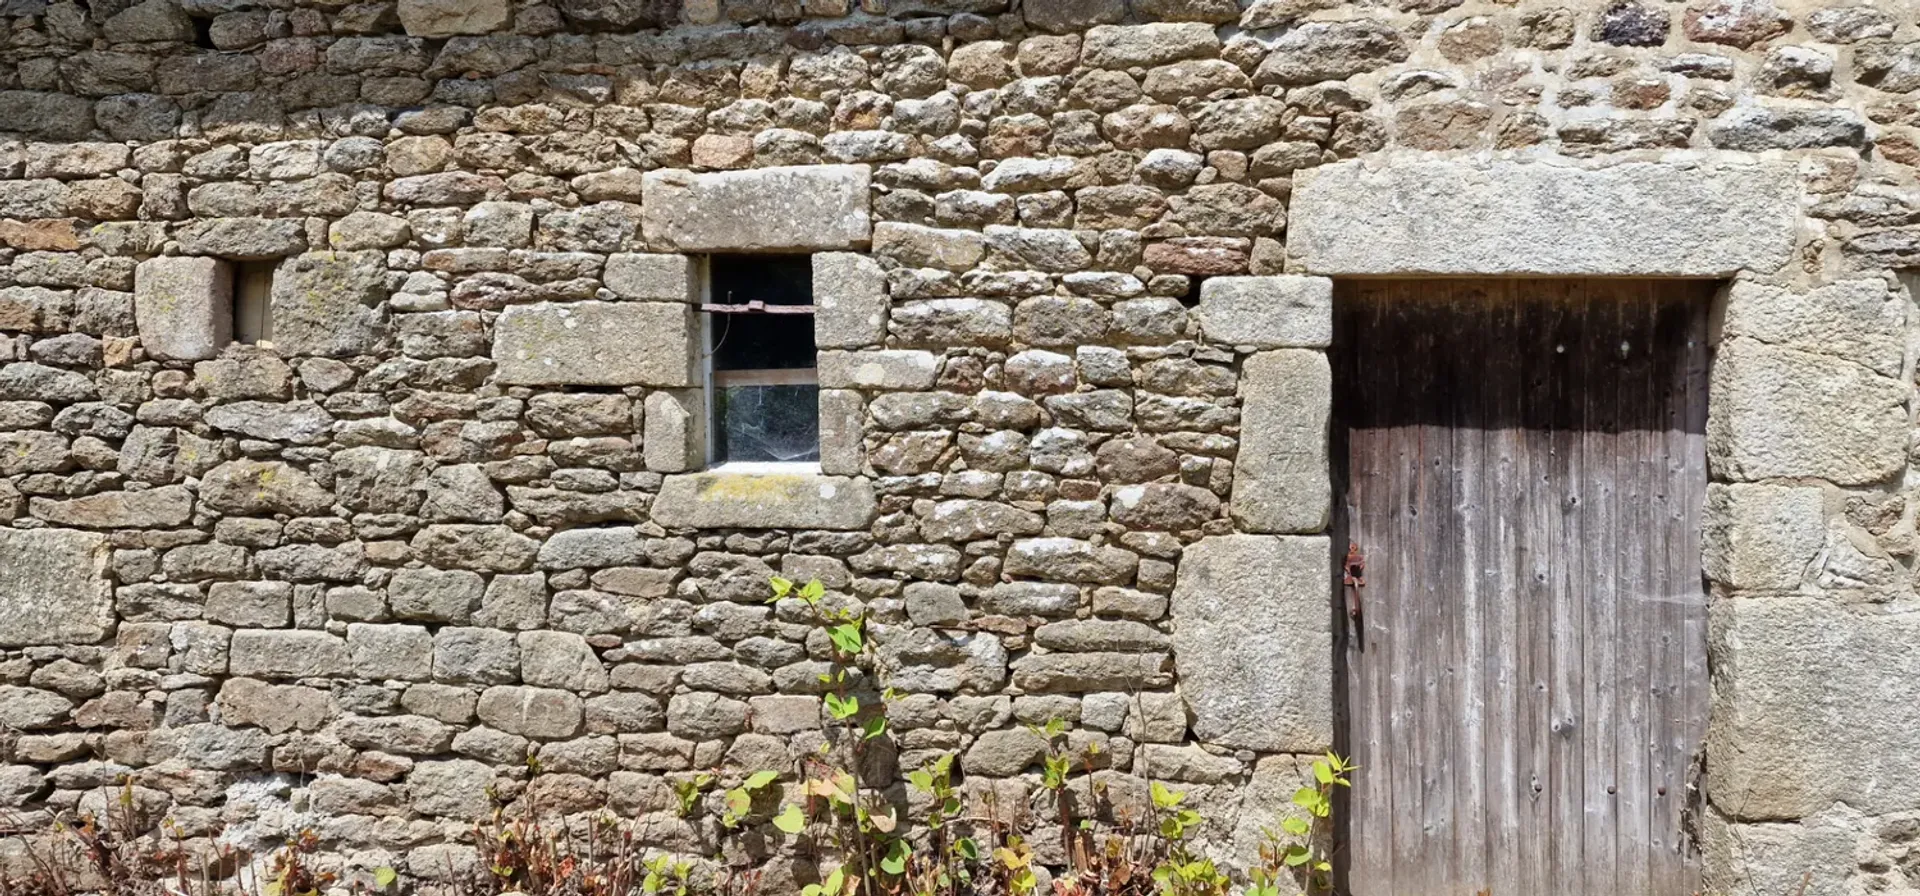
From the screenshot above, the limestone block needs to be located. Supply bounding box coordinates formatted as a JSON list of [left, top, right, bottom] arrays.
[[397, 0, 509, 36], [643, 389, 705, 473], [817, 350, 940, 390], [813, 252, 887, 349], [206, 582, 292, 628], [434, 627, 520, 684], [603, 253, 695, 302], [228, 630, 351, 679], [1721, 278, 1906, 377], [652, 472, 876, 530], [30, 485, 194, 528], [494, 301, 694, 387], [1699, 808, 1859, 896], [216, 679, 335, 734], [200, 460, 333, 516], [270, 251, 388, 357], [1080, 23, 1220, 68], [408, 759, 497, 819], [349, 625, 435, 679], [818, 389, 866, 476], [174, 218, 307, 259], [477, 685, 584, 740], [1171, 534, 1331, 752], [1230, 350, 1331, 534], [1290, 160, 1798, 277], [389, 568, 485, 623], [1708, 597, 1920, 820], [1003, 538, 1138, 584], [1701, 483, 1823, 592], [0, 528, 111, 647], [134, 257, 232, 361], [641, 165, 871, 252], [519, 631, 610, 692], [1194, 276, 1332, 349], [1709, 338, 1907, 485]]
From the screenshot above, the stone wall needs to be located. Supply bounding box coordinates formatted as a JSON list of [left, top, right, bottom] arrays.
[[0, 0, 1916, 892]]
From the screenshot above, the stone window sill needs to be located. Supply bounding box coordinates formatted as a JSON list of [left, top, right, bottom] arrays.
[[651, 469, 875, 531]]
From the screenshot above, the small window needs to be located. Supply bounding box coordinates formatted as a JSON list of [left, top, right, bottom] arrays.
[[703, 255, 818, 466], [232, 261, 275, 346]]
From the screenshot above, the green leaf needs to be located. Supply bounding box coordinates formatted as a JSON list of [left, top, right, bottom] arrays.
[[772, 804, 807, 834], [955, 837, 979, 861], [906, 770, 933, 791], [1314, 760, 1334, 784], [828, 623, 865, 655], [770, 576, 794, 600], [726, 787, 752, 819], [880, 839, 909, 875], [1150, 780, 1182, 809], [1281, 817, 1311, 836], [800, 579, 826, 601], [373, 867, 398, 889], [862, 716, 888, 740], [824, 692, 860, 719], [1292, 786, 1320, 809], [743, 770, 780, 790]]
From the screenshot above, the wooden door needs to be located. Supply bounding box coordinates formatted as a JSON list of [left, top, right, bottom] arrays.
[[1333, 280, 1711, 896]]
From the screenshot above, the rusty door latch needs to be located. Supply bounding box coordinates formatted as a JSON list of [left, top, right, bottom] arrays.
[[1342, 541, 1365, 622]]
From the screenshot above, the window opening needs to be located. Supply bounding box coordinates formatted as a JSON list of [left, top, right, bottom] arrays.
[[232, 261, 275, 346], [703, 255, 818, 466]]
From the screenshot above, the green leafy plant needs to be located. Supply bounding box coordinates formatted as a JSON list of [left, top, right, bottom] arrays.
[[640, 854, 692, 896], [766, 576, 908, 896], [1148, 782, 1228, 896], [721, 770, 780, 829], [1266, 752, 1356, 896], [671, 773, 714, 819], [905, 752, 978, 896]]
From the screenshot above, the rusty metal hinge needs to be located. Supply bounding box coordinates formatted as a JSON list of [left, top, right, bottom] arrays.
[[1342, 541, 1365, 621]]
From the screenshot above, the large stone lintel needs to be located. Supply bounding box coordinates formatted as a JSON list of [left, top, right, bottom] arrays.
[[641, 165, 872, 252], [652, 472, 876, 530], [1289, 160, 1798, 277]]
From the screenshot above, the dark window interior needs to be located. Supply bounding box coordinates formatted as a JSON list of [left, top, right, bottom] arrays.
[[708, 255, 819, 464]]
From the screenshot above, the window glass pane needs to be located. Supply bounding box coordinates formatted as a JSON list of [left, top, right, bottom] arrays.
[[709, 255, 815, 372], [715, 384, 820, 464]]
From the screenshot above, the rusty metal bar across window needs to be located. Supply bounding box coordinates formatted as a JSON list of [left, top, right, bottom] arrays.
[[699, 300, 816, 314]]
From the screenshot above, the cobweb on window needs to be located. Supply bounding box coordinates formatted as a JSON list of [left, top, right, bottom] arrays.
[[717, 385, 820, 463]]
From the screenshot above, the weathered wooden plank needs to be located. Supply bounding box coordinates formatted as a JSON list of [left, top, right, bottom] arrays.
[[1578, 283, 1620, 896], [1516, 285, 1556, 896], [1390, 285, 1430, 893], [1448, 283, 1489, 892], [1544, 281, 1587, 895], [1484, 282, 1524, 895], [1336, 282, 1384, 896], [1614, 286, 1655, 896]]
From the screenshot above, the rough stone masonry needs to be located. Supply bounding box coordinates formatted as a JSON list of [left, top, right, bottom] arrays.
[[0, 0, 1917, 893]]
